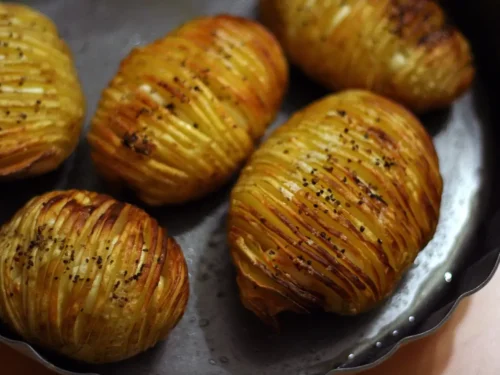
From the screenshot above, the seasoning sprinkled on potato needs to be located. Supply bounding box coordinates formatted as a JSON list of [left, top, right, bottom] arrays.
[[88, 15, 288, 205], [0, 190, 189, 363], [229, 90, 442, 326], [0, 4, 85, 179]]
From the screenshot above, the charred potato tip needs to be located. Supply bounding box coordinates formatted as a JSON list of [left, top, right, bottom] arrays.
[[0, 3, 85, 179], [88, 14, 288, 206], [229, 90, 442, 326], [0, 190, 189, 363], [260, 0, 474, 112]]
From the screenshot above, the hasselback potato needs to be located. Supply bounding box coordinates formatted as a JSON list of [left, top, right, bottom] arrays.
[[88, 15, 287, 206], [0, 4, 85, 179], [260, 0, 474, 112], [229, 90, 442, 326], [0, 190, 189, 363]]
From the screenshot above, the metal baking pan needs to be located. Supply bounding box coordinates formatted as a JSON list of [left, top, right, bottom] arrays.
[[1, 0, 500, 374]]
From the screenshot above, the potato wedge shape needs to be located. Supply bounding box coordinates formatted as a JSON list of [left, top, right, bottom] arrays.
[[88, 15, 288, 206], [260, 0, 474, 112], [0, 190, 189, 363], [0, 4, 85, 179], [229, 90, 442, 326]]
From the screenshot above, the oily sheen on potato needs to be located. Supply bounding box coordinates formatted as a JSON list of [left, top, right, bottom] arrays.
[[88, 15, 288, 206], [260, 0, 474, 112], [0, 190, 189, 363], [229, 90, 442, 326], [0, 4, 85, 179]]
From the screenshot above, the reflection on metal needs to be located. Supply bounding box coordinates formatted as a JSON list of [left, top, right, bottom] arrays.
[[445, 272, 453, 283]]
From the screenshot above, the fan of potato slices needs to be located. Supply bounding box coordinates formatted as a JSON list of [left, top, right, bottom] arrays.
[[0, 0, 474, 363]]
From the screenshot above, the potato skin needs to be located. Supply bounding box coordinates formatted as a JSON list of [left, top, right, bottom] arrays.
[[0, 190, 189, 363], [260, 0, 474, 112], [88, 15, 288, 206], [229, 90, 442, 326], [0, 4, 85, 179]]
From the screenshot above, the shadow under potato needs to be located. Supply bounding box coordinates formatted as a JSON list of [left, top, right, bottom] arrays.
[[285, 65, 452, 141], [0, 152, 78, 225], [282, 67, 330, 116], [418, 107, 451, 138], [139, 179, 236, 238]]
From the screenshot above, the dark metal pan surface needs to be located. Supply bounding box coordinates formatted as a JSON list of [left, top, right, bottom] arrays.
[[1, 1, 499, 374]]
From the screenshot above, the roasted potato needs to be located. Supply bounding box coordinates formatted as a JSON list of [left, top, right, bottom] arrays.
[[260, 0, 474, 112], [0, 4, 85, 179], [229, 90, 442, 326], [0, 190, 189, 363], [88, 15, 288, 206]]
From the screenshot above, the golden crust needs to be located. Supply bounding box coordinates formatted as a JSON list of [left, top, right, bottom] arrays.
[[0, 190, 189, 363], [260, 0, 474, 112], [88, 15, 288, 206], [0, 4, 85, 179], [228, 90, 442, 326]]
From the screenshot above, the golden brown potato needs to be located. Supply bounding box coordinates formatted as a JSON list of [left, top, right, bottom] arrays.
[[260, 0, 474, 112], [0, 190, 189, 363], [0, 4, 85, 179], [88, 15, 288, 206], [229, 90, 442, 326]]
